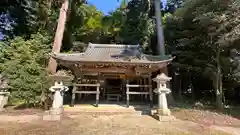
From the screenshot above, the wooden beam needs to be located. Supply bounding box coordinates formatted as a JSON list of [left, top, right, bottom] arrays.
[[75, 91, 99, 94], [127, 92, 149, 95], [126, 84, 151, 88], [75, 67, 135, 74], [74, 84, 100, 87]]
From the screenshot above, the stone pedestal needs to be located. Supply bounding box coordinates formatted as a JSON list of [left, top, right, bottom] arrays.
[[153, 73, 174, 121], [0, 92, 10, 111], [50, 107, 64, 115], [157, 108, 171, 116], [154, 115, 176, 122], [43, 109, 62, 121], [49, 81, 69, 115], [156, 91, 171, 116]]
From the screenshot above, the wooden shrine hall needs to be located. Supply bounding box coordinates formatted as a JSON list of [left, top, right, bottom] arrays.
[[51, 43, 173, 107]]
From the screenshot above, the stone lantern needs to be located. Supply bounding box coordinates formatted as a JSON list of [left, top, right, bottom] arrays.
[[153, 73, 172, 116], [0, 75, 10, 111], [49, 81, 69, 114], [0, 89, 10, 111]]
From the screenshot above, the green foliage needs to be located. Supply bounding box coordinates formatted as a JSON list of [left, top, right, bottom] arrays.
[[0, 33, 51, 105], [4, 0, 240, 108], [0, 0, 38, 37], [165, 0, 240, 107], [120, 0, 153, 47], [72, 4, 104, 43], [167, 0, 240, 77]]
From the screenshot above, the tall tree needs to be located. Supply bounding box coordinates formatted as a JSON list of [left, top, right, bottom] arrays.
[[120, 0, 153, 50], [47, 0, 69, 74], [165, 0, 240, 109], [102, 4, 127, 43], [154, 0, 165, 55]]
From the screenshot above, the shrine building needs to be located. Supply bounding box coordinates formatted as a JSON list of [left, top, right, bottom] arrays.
[[51, 43, 173, 107]]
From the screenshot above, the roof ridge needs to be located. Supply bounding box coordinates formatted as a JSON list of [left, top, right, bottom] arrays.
[[88, 43, 139, 48]]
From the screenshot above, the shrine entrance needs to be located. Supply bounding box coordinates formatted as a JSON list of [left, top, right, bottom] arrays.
[[104, 78, 124, 103]]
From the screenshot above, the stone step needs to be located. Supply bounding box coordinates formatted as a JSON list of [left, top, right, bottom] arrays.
[[64, 110, 143, 116], [63, 108, 151, 116]]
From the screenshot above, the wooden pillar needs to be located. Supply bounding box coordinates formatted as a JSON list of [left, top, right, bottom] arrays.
[[96, 73, 100, 107], [126, 79, 130, 108], [148, 73, 153, 108], [140, 78, 144, 100], [96, 84, 100, 107], [144, 77, 148, 102], [71, 85, 77, 107]]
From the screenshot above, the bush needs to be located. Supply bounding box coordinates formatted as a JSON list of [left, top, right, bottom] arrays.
[[0, 33, 51, 106]]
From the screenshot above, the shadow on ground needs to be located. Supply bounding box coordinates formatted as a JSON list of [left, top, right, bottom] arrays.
[[171, 102, 240, 127]]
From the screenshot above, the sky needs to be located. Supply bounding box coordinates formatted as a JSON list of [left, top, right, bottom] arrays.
[[88, 0, 167, 15], [0, 0, 167, 40], [88, 0, 121, 15]]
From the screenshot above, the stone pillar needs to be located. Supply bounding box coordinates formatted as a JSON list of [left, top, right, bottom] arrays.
[[49, 81, 69, 114], [0, 91, 10, 111], [153, 73, 172, 116]]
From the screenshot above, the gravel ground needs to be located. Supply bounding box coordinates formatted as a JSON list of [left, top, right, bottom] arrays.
[[0, 107, 237, 135], [0, 114, 230, 135], [172, 108, 240, 127]]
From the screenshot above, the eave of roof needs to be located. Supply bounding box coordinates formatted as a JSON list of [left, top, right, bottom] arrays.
[[50, 43, 174, 65], [51, 53, 174, 64]]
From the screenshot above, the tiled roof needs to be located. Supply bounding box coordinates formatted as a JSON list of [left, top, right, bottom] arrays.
[[51, 43, 173, 64]]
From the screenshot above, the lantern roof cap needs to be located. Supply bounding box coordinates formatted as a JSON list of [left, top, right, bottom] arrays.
[[153, 73, 172, 82]]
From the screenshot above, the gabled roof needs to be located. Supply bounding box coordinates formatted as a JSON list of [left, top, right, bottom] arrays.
[[51, 43, 173, 64]]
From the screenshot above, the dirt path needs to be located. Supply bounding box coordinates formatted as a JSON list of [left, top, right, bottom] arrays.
[[0, 114, 231, 135], [0, 107, 239, 135]]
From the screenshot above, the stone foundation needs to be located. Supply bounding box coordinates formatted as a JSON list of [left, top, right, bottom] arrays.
[[157, 108, 171, 116], [154, 114, 176, 122], [43, 108, 63, 121], [43, 114, 61, 121], [50, 107, 64, 115]]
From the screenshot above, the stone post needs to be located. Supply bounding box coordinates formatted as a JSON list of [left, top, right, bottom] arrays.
[[0, 90, 10, 111], [49, 81, 69, 114], [153, 73, 172, 116]]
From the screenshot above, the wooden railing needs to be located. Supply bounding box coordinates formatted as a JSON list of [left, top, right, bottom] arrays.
[[71, 83, 100, 107], [125, 75, 153, 108]]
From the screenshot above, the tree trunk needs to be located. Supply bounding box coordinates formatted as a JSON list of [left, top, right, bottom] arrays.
[[47, 0, 69, 74], [215, 46, 223, 110], [154, 0, 165, 56], [178, 75, 182, 101], [189, 74, 195, 102], [172, 71, 177, 98], [154, 0, 175, 104], [191, 83, 195, 102], [215, 70, 223, 109]]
